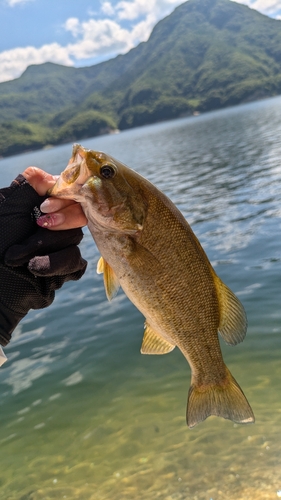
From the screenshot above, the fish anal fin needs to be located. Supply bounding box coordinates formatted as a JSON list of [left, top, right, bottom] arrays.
[[213, 273, 247, 346], [186, 366, 255, 428], [141, 323, 175, 355], [96, 256, 120, 301]]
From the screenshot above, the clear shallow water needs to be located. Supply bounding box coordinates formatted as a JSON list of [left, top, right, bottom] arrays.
[[0, 97, 281, 500]]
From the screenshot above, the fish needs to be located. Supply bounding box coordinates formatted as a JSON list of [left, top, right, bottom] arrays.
[[51, 144, 255, 428]]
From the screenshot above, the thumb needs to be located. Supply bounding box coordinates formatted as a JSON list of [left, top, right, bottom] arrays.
[[23, 167, 57, 196]]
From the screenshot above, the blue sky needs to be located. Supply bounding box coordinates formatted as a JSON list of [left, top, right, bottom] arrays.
[[0, 0, 281, 83]]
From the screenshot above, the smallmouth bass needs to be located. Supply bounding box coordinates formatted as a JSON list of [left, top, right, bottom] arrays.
[[51, 144, 255, 428]]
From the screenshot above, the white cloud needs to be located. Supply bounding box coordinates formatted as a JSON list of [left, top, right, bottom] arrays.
[[64, 17, 81, 38], [66, 18, 138, 59], [1, 0, 281, 84], [6, 0, 34, 5], [116, 0, 157, 20], [64, 2, 183, 62], [0, 44, 72, 82], [114, 0, 183, 21], [101, 1, 115, 16], [130, 16, 156, 42], [233, 0, 281, 16], [0, 3, 163, 83], [251, 0, 280, 11], [0, 17, 138, 82]]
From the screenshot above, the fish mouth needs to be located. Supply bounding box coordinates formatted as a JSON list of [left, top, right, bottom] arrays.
[[49, 145, 91, 200], [49, 176, 83, 200]]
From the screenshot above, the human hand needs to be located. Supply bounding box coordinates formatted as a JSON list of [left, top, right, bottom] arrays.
[[23, 166, 87, 230], [0, 170, 87, 347]]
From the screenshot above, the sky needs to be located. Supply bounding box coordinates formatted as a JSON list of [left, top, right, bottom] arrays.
[[0, 0, 281, 84]]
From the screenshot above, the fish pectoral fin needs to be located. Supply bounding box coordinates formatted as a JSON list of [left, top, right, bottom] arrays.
[[96, 256, 120, 301], [141, 322, 175, 355], [187, 366, 255, 428], [213, 274, 247, 346]]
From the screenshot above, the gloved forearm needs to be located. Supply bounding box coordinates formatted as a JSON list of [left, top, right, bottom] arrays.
[[0, 174, 87, 346]]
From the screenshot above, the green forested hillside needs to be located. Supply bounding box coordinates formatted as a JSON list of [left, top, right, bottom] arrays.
[[1, 0, 281, 157]]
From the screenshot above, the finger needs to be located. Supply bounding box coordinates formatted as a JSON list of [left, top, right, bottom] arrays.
[[23, 167, 56, 196], [28, 247, 87, 277], [5, 227, 84, 266], [40, 198, 77, 214], [37, 203, 87, 230]]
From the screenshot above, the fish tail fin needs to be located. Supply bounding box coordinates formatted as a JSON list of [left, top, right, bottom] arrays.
[[186, 366, 255, 428]]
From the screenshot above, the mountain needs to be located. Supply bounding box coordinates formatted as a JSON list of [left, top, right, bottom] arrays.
[[1, 0, 281, 157]]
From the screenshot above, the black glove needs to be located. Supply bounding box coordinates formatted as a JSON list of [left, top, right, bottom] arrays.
[[0, 174, 87, 346]]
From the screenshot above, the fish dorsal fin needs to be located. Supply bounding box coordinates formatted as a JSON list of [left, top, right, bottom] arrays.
[[97, 256, 120, 301], [141, 322, 175, 355], [213, 273, 247, 346]]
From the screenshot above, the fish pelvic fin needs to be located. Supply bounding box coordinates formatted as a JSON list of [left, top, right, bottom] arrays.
[[97, 256, 120, 301], [141, 322, 175, 355], [97, 256, 105, 274], [213, 274, 247, 346], [186, 366, 255, 429]]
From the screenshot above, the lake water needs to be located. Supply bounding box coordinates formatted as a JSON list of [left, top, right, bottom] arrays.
[[0, 96, 281, 500]]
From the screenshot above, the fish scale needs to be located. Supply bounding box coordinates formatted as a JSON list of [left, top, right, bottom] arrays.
[[51, 144, 255, 428]]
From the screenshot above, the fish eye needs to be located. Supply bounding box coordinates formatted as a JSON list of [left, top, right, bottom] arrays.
[[100, 165, 116, 179]]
